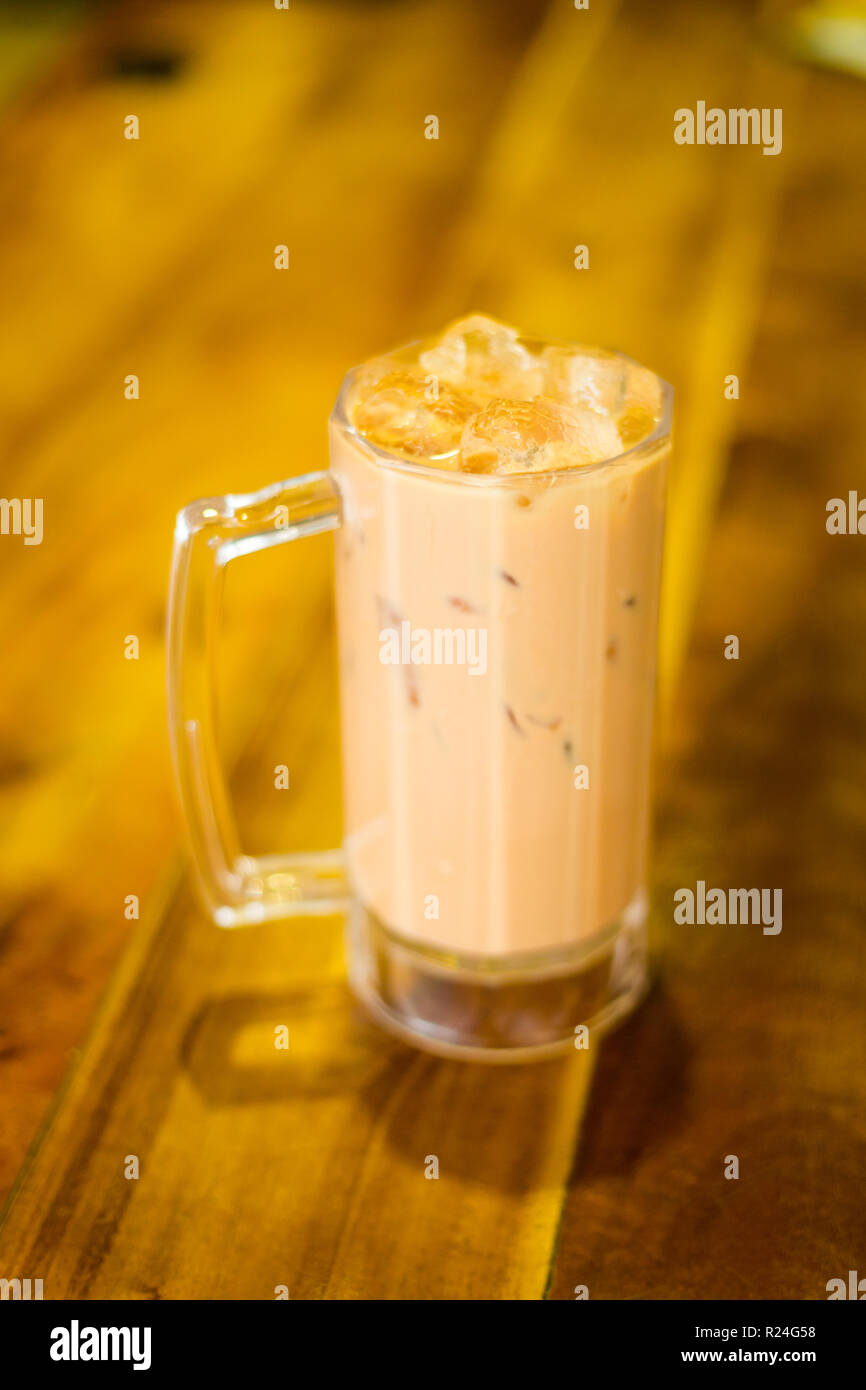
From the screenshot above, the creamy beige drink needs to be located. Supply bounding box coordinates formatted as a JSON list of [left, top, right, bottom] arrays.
[[330, 316, 670, 1055]]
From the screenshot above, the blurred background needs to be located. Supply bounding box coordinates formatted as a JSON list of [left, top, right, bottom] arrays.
[[0, 0, 864, 1298]]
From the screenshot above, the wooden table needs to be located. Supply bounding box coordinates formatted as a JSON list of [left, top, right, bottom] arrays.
[[1, 0, 863, 1299]]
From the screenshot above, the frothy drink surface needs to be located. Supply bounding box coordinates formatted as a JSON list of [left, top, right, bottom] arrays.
[[332, 316, 669, 958]]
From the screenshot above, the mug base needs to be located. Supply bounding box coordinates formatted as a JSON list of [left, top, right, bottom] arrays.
[[346, 892, 649, 1064]]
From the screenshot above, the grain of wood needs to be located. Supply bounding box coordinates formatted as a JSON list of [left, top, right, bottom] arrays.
[[546, 52, 866, 1299], [0, 0, 547, 1206], [2, 0, 862, 1300]]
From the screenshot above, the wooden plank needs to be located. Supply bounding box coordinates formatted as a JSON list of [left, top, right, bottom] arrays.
[[2, 594, 592, 1298], [546, 52, 866, 1299], [3, 892, 593, 1299], [3, 0, 858, 1302], [0, 0, 547, 1203]]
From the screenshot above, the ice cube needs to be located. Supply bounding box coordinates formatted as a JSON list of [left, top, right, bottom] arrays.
[[544, 347, 664, 449], [617, 363, 665, 447], [352, 369, 477, 460], [541, 345, 626, 416], [460, 396, 622, 474], [419, 314, 540, 398]]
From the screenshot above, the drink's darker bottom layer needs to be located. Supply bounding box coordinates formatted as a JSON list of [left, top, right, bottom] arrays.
[[347, 893, 649, 1063]]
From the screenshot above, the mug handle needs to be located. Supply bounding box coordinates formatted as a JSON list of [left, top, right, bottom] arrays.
[[166, 472, 350, 926]]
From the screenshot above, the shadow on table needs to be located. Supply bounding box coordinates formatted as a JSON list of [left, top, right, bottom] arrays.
[[180, 974, 689, 1197], [573, 982, 691, 1181]]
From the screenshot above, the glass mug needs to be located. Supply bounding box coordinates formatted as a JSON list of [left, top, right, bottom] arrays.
[[167, 338, 672, 1062]]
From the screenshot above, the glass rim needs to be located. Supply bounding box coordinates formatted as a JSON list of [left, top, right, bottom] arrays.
[[330, 337, 673, 486]]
